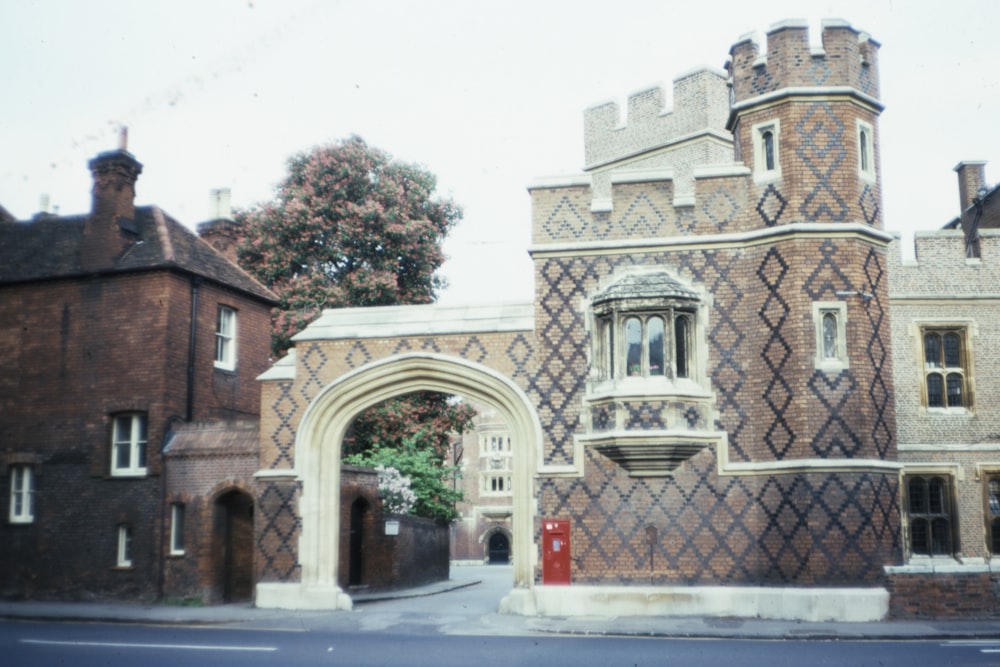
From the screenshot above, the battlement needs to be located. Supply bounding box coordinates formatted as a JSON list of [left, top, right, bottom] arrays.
[[889, 230, 1000, 299], [583, 67, 730, 171], [728, 19, 880, 104]]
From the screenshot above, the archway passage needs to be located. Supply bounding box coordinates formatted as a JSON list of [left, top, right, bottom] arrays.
[[348, 497, 369, 586], [488, 532, 511, 564], [216, 490, 254, 602], [259, 352, 541, 611]]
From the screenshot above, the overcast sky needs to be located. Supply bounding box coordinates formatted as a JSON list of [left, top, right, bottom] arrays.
[[2, 1, 999, 304]]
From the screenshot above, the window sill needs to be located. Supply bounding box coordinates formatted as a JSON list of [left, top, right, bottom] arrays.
[[169, 551, 186, 558], [922, 407, 972, 416], [586, 377, 711, 402], [885, 557, 991, 575], [112, 565, 135, 571], [213, 362, 237, 373], [8, 518, 34, 525], [110, 471, 148, 479], [752, 170, 782, 185], [815, 359, 849, 373]]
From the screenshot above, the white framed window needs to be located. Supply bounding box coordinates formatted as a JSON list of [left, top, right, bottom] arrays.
[[920, 326, 971, 410], [9, 465, 35, 524], [752, 119, 781, 183], [812, 302, 849, 371], [215, 305, 237, 371], [111, 413, 147, 477], [856, 119, 876, 182], [117, 524, 134, 567], [170, 503, 185, 556]]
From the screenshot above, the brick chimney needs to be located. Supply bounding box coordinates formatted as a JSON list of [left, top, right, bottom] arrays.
[[80, 130, 143, 271], [955, 160, 987, 213], [197, 188, 244, 264]]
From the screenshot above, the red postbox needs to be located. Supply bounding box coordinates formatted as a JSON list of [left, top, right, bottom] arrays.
[[542, 519, 571, 585]]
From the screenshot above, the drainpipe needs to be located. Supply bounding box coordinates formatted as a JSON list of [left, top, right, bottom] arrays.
[[187, 277, 203, 422]]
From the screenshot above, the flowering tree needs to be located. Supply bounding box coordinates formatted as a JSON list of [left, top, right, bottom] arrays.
[[344, 391, 475, 462], [345, 437, 463, 523], [374, 465, 417, 516], [236, 135, 462, 357]]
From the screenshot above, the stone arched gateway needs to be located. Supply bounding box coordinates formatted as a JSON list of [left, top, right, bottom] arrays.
[[254, 304, 539, 611]]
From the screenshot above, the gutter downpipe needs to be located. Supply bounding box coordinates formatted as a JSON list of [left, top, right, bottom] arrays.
[[187, 276, 203, 422]]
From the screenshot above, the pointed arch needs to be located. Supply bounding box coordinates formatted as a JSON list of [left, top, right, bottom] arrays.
[[258, 352, 542, 610]]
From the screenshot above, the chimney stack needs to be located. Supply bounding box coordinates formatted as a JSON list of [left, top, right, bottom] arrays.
[[198, 188, 243, 264], [955, 160, 987, 214], [81, 131, 144, 271], [88, 147, 143, 222]]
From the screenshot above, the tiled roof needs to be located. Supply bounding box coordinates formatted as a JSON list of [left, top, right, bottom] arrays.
[[0, 206, 277, 304], [163, 420, 260, 456]]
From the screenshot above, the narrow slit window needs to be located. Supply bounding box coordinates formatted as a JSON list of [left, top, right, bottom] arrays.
[[822, 312, 838, 359], [762, 130, 775, 171]]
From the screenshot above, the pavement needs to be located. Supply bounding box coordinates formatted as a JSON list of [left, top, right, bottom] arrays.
[[2, 575, 1000, 641]]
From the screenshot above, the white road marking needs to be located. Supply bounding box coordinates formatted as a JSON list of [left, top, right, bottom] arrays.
[[942, 641, 1000, 654], [20, 638, 277, 652]]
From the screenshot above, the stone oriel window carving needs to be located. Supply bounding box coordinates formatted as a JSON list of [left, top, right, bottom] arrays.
[[583, 270, 716, 477], [592, 272, 699, 383]]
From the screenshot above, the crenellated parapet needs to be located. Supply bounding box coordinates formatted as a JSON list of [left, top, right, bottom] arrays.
[[890, 230, 1000, 298], [584, 68, 731, 172], [728, 19, 880, 104]]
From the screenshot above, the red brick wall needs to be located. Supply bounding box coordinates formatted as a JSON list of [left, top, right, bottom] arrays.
[[338, 466, 449, 591], [888, 572, 1000, 619]]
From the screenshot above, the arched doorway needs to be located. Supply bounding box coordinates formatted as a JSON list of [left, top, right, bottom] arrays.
[[488, 532, 511, 564], [215, 490, 254, 602], [256, 353, 541, 610], [348, 497, 369, 587]]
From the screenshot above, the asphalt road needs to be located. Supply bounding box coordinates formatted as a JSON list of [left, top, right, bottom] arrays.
[[4, 566, 1000, 665], [7, 620, 1000, 667]]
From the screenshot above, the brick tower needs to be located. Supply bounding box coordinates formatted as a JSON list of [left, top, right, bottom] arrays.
[[527, 18, 899, 605], [721, 18, 901, 581]]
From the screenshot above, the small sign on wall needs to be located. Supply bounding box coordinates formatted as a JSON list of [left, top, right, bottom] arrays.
[[385, 520, 400, 536]]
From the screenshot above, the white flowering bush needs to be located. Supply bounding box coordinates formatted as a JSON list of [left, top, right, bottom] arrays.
[[375, 465, 417, 516]]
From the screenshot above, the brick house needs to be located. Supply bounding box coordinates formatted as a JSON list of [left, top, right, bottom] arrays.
[[0, 145, 277, 601]]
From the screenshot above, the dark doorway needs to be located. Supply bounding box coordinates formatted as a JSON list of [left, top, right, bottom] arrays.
[[216, 490, 254, 602], [488, 532, 510, 564], [349, 497, 369, 586]]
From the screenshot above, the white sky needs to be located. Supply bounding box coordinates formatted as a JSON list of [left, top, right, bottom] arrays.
[[2, 0, 999, 305]]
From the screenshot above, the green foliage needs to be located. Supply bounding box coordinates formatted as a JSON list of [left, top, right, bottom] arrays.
[[235, 135, 462, 357], [344, 437, 464, 523]]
